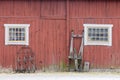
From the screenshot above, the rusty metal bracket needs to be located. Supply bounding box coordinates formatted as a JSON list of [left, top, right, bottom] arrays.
[[15, 46, 36, 73]]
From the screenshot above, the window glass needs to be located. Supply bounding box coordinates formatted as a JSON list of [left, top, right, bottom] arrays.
[[4, 24, 30, 45], [83, 24, 113, 46], [88, 28, 109, 42]]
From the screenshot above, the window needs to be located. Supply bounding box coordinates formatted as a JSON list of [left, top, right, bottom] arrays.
[[4, 24, 30, 45], [83, 24, 113, 46]]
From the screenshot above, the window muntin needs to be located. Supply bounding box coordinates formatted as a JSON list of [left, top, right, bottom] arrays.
[[87, 28, 109, 42], [84, 24, 113, 46], [4, 24, 30, 45], [9, 28, 25, 41]]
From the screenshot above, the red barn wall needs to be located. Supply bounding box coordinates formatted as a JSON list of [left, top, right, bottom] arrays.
[[0, 0, 120, 71], [0, 0, 67, 70], [69, 0, 120, 69]]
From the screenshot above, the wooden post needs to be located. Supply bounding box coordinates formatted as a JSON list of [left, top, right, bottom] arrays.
[[66, 0, 70, 66]]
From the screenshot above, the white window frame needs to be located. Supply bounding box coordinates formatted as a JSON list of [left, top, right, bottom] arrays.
[[4, 24, 30, 45], [83, 24, 113, 46]]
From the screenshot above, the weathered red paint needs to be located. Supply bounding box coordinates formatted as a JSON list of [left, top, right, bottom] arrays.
[[0, 0, 120, 71]]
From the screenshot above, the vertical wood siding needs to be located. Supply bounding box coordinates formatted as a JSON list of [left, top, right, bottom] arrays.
[[41, 0, 66, 19], [0, 0, 67, 70], [69, 0, 120, 68], [0, 0, 120, 70]]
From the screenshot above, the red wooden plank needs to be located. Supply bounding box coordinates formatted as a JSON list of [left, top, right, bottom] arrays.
[[30, 1, 41, 16], [39, 20, 45, 70], [41, 0, 65, 18], [0, 1, 13, 16]]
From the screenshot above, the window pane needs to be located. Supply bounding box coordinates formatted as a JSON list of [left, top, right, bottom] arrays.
[[16, 33, 18, 36], [100, 38, 103, 41], [16, 37, 19, 41], [8, 28, 25, 41], [88, 33, 91, 36], [103, 38, 108, 41], [16, 28, 18, 32], [21, 37, 25, 40], [88, 28, 109, 42], [19, 28, 21, 32], [21, 28, 25, 32], [100, 34, 103, 36]]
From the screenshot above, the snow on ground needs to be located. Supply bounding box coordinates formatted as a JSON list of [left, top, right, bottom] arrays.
[[0, 72, 120, 80]]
